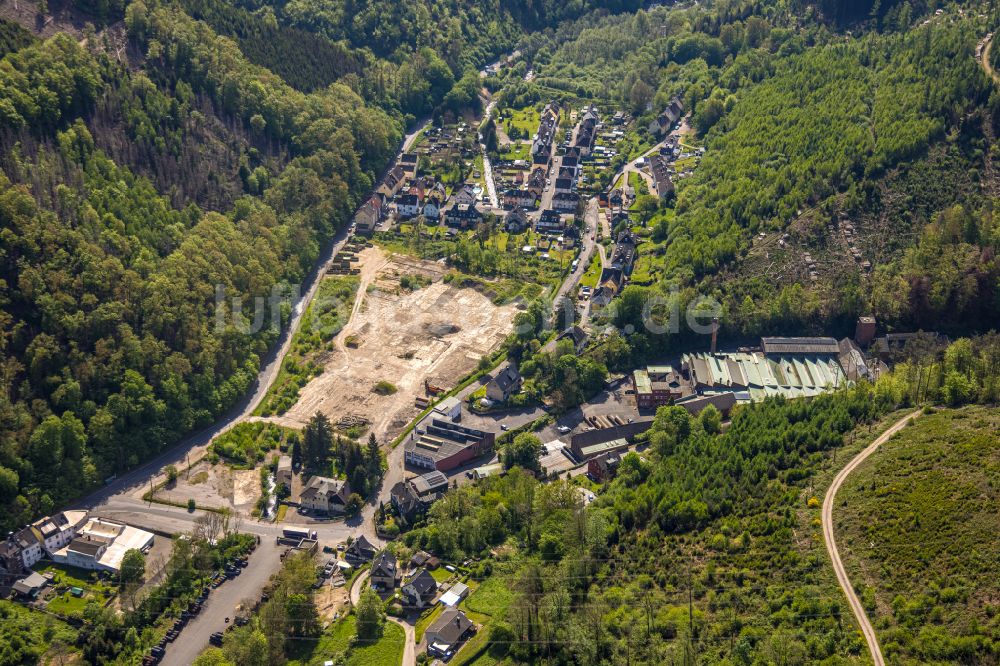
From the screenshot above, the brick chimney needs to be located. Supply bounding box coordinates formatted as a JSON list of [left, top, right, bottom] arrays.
[[710, 317, 719, 354], [855, 316, 876, 347]]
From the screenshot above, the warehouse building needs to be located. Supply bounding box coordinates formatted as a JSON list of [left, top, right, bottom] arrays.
[[404, 419, 495, 472]]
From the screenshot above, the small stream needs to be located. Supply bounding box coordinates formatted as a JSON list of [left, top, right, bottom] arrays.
[[263, 471, 277, 520]]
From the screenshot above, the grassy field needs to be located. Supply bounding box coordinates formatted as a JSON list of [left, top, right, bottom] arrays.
[[504, 106, 540, 137], [462, 571, 514, 619], [35, 563, 114, 617], [288, 614, 404, 666], [579, 250, 602, 289], [429, 567, 453, 583], [257, 275, 359, 416], [836, 406, 1000, 664], [499, 142, 530, 161]]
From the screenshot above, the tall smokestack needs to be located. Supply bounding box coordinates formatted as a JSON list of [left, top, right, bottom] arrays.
[[710, 317, 719, 354]]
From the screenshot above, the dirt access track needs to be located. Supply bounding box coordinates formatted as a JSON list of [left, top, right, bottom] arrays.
[[266, 246, 519, 440]]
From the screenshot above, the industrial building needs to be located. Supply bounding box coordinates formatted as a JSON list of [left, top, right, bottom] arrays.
[[404, 419, 495, 472], [51, 517, 154, 572], [632, 365, 689, 408], [680, 348, 847, 401]]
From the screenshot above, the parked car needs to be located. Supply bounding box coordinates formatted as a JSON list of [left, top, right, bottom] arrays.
[[557, 425, 572, 434], [209, 632, 224, 646]]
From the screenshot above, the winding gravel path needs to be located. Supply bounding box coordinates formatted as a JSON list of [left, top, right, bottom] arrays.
[[822, 410, 920, 666]]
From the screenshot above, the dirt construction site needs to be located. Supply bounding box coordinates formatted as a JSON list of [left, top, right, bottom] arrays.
[[266, 246, 520, 440]]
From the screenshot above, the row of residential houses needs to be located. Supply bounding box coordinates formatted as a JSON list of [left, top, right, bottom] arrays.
[[1, 511, 154, 576], [358, 544, 475, 659]]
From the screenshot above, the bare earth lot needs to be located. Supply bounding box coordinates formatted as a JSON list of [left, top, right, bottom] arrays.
[[267, 247, 519, 440], [150, 460, 261, 513]]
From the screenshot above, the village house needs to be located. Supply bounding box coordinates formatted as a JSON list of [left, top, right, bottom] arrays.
[[402, 568, 438, 608], [561, 154, 579, 175], [649, 155, 675, 198], [452, 184, 478, 206], [557, 325, 589, 352], [426, 608, 475, 659], [504, 207, 530, 233], [588, 451, 622, 482], [444, 203, 483, 229], [395, 193, 421, 219], [390, 481, 422, 524], [390, 470, 450, 524], [399, 152, 419, 176], [345, 534, 378, 564], [590, 267, 624, 308], [649, 97, 684, 137], [535, 209, 566, 234], [485, 365, 523, 402], [552, 192, 580, 213], [370, 550, 399, 590], [502, 188, 535, 209], [608, 188, 623, 208], [32, 511, 87, 554], [353, 195, 385, 234], [299, 476, 352, 514], [422, 199, 442, 221], [527, 167, 547, 197], [377, 165, 406, 199], [532, 139, 552, 166], [610, 230, 638, 274], [554, 177, 574, 194], [2, 527, 43, 571]]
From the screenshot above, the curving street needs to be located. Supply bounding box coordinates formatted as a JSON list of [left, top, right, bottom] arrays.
[[350, 569, 416, 666]]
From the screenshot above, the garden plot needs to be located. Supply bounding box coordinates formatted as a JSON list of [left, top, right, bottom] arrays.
[[271, 249, 518, 440]]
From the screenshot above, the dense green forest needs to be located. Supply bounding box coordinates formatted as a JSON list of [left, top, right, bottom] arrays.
[[0, 3, 400, 531]]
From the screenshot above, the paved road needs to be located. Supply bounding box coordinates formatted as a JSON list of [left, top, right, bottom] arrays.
[[822, 410, 920, 666], [162, 539, 284, 666]]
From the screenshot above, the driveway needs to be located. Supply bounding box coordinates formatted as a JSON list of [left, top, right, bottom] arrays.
[[349, 568, 416, 666], [161, 538, 284, 666]]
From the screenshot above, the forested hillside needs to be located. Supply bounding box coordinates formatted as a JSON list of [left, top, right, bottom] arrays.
[[0, 2, 399, 531], [511, 1, 999, 371]]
